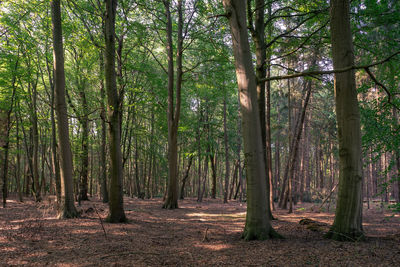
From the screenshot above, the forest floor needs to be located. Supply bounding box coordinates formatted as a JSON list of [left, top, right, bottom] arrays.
[[1, 196, 399, 266]]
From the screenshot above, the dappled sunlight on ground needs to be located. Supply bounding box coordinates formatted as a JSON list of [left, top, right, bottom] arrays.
[[0, 196, 399, 266]]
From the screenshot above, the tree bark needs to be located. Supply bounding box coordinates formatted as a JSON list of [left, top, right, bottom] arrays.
[[180, 155, 193, 199], [29, 80, 42, 202], [104, 0, 126, 222], [247, 0, 274, 217], [223, 0, 281, 240], [99, 52, 109, 203], [51, 0, 78, 218], [162, 0, 183, 209], [325, 0, 364, 241], [223, 98, 230, 203], [210, 151, 217, 199]]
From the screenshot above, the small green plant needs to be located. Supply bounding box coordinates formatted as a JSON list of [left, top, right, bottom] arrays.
[[388, 203, 400, 213]]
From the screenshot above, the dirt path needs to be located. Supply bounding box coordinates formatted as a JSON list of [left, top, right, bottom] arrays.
[[1, 196, 399, 266]]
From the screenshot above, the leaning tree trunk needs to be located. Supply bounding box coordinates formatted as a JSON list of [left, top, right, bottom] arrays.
[[325, 0, 364, 241], [223, 0, 281, 240], [104, 0, 126, 222], [180, 155, 193, 199], [51, 0, 78, 218]]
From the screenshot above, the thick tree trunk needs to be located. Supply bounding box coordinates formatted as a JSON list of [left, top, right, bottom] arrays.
[[248, 0, 274, 217], [223, 0, 281, 240], [104, 0, 126, 222], [325, 0, 364, 241], [51, 0, 78, 218]]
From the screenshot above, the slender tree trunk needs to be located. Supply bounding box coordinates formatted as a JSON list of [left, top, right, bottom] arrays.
[[223, 0, 281, 240], [1, 114, 11, 208], [163, 0, 183, 209], [134, 137, 142, 199], [210, 151, 217, 199], [393, 107, 400, 203], [223, 98, 230, 203], [30, 80, 42, 202], [16, 114, 23, 202], [99, 52, 109, 203], [325, 0, 364, 241], [51, 0, 78, 218], [78, 88, 89, 201], [180, 155, 193, 199], [46, 53, 62, 203]]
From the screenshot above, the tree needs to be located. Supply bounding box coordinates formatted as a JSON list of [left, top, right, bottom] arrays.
[[162, 0, 183, 209], [51, 0, 79, 218], [325, 0, 364, 241], [104, 0, 126, 222], [222, 0, 281, 240]]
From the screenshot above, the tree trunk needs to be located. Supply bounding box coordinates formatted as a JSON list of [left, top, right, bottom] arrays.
[[210, 151, 217, 199], [325, 0, 364, 241], [51, 0, 78, 218], [30, 80, 42, 202], [393, 107, 400, 203], [78, 87, 89, 201], [248, 0, 274, 217], [223, 0, 281, 240], [223, 98, 230, 203], [180, 155, 193, 199], [163, 0, 183, 209], [104, 0, 126, 222], [16, 114, 23, 202], [99, 52, 109, 203]]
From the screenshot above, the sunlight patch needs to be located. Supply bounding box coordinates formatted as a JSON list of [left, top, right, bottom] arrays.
[[195, 243, 232, 251]]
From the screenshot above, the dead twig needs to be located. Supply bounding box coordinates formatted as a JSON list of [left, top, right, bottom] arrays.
[[93, 204, 107, 239]]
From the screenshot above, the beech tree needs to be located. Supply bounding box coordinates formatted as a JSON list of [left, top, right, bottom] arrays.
[[104, 0, 126, 222], [222, 0, 281, 240], [325, 0, 364, 241], [51, 0, 79, 218]]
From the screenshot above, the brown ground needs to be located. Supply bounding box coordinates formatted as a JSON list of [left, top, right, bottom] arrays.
[[1, 196, 399, 266]]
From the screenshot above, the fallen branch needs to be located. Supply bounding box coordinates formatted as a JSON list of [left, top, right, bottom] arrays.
[[93, 204, 107, 239]]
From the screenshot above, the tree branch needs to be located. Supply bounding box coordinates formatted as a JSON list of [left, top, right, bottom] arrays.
[[260, 50, 400, 82], [364, 67, 399, 111]]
